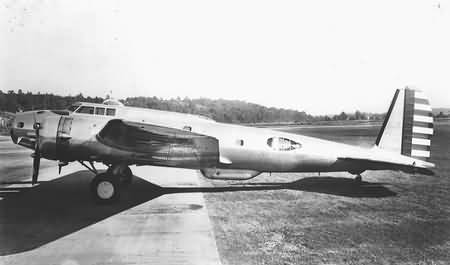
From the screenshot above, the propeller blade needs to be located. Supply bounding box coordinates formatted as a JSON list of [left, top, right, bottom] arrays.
[[32, 154, 40, 185], [32, 113, 41, 185]]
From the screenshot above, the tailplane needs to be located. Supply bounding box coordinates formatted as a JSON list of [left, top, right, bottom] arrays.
[[375, 87, 433, 161]]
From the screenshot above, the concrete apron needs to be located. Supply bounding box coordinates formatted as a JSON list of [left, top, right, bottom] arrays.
[[0, 164, 222, 265]]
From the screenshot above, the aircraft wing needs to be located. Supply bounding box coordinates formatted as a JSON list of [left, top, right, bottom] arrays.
[[96, 119, 219, 168]]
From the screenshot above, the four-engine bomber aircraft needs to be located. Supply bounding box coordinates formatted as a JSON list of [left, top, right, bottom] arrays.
[[9, 88, 435, 203]]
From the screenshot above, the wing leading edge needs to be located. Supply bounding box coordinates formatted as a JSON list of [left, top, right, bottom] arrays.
[[96, 119, 219, 168]]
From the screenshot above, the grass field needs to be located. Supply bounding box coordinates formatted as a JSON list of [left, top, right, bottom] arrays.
[[203, 121, 450, 265]]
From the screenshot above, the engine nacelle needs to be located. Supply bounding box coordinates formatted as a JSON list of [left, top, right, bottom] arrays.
[[11, 111, 62, 160], [200, 168, 260, 180], [12, 111, 107, 162]]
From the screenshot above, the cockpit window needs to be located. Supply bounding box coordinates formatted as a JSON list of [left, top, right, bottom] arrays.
[[76, 106, 95, 114], [68, 104, 80, 112], [95, 107, 105, 115], [106, 108, 116, 116], [267, 137, 301, 151]]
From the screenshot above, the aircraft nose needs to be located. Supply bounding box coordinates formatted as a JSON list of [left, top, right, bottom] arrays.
[[10, 110, 63, 151], [11, 112, 37, 137], [10, 111, 49, 149]]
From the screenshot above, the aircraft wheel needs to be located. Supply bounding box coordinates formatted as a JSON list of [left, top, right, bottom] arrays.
[[90, 173, 121, 204], [354, 175, 362, 183], [109, 164, 133, 187]]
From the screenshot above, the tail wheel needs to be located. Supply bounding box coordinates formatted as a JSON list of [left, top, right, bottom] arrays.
[[90, 173, 121, 204]]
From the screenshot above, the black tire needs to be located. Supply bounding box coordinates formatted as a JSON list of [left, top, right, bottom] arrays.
[[108, 164, 133, 187], [354, 175, 362, 183], [120, 166, 133, 187], [90, 173, 121, 204]]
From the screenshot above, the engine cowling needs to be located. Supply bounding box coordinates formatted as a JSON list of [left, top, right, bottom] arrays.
[[11, 112, 103, 161], [11, 111, 62, 160], [200, 168, 260, 180]]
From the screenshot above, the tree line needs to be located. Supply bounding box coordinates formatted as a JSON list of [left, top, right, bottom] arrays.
[[0, 90, 385, 124], [0, 90, 103, 112], [123, 96, 385, 123]]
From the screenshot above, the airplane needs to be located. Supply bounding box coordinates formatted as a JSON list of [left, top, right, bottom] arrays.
[[9, 88, 435, 203]]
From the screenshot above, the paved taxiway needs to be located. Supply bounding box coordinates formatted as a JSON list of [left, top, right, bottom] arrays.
[[0, 136, 222, 265]]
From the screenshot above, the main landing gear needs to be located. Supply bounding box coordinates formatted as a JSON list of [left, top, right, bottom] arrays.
[[79, 162, 133, 204], [90, 172, 121, 203], [348, 170, 364, 184]]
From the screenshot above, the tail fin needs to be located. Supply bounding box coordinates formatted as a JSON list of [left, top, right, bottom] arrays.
[[375, 87, 433, 161]]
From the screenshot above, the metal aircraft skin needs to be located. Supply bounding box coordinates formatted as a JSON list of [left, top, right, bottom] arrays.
[[9, 88, 435, 203]]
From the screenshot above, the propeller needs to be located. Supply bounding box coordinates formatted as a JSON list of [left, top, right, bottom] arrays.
[[31, 115, 41, 185]]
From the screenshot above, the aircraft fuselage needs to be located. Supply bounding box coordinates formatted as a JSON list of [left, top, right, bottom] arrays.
[[11, 99, 431, 181]]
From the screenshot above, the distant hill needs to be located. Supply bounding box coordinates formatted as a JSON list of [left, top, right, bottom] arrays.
[[0, 90, 384, 124], [123, 97, 314, 123], [0, 90, 103, 113], [433, 108, 450, 117], [123, 97, 385, 124]]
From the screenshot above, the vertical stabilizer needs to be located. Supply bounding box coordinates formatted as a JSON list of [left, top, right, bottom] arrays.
[[375, 87, 433, 161]]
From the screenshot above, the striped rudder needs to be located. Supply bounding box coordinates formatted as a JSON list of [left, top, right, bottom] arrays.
[[376, 87, 433, 161]]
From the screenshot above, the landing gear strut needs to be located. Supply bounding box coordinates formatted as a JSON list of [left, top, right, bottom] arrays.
[[108, 164, 133, 187], [85, 162, 133, 204], [349, 170, 364, 184]]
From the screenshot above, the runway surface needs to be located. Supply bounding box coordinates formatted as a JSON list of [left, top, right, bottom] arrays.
[[0, 136, 222, 265]]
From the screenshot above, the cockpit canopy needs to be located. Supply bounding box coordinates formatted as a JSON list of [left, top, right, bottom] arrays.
[[67, 102, 117, 117], [67, 103, 81, 112]]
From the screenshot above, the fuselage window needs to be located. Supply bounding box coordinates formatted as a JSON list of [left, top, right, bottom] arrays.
[[76, 106, 95, 114], [95, 107, 105, 115], [267, 137, 301, 151], [106, 108, 116, 116]]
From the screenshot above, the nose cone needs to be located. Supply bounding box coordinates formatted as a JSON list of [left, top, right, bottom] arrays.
[[11, 111, 37, 139], [10, 110, 55, 149]]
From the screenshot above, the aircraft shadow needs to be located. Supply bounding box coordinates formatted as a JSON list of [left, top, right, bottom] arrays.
[[226, 177, 397, 198], [0, 171, 161, 256], [0, 171, 396, 256]]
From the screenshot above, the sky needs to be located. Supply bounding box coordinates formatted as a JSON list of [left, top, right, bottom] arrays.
[[0, 0, 449, 115]]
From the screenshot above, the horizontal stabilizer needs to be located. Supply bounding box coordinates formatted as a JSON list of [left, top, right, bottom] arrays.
[[338, 157, 435, 176]]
